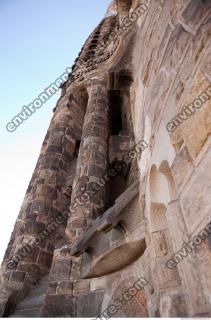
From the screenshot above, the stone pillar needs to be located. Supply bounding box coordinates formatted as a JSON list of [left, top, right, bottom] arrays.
[[66, 76, 109, 244], [0, 90, 81, 316], [42, 76, 109, 317]]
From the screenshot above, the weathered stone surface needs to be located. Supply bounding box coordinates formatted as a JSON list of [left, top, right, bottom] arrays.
[[159, 288, 187, 317], [1, 0, 211, 318], [36, 251, 53, 271], [73, 279, 90, 293], [10, 271, 26, 283], [76, 291, 104, 317], [171, 146, 194, 192], [49, 259, 71, 281], [57, 281, 73, 294], [41, 295, 76, 317]]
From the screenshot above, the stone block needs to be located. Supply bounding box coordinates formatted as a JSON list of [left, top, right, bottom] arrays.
[[156, 256, 180, 289], [87, 164, 105, 177], [90, 277, 106, 291], [70, 257, 82, 279], [36, 251, 53, 270], [46, 282, 57, 295], [18, 265, 39, 284], [23, 221, 45, 235], [150, 203, 168, 233], [22, 247, 39, 263], [73, 279, 90, 293], [50, 158, 61, 171], [54, 247, 71, 259], [49, 259, 71, 281], [45, 242, 55, 254], [49, 133, 63, 146], [30, 200, 50, 214], [161, 24, 191, 72], [159, 288, 187, 316], [171, 146, 194, 192], [180, 149, 211, 232], [76, 291, 104, 317], [181, 0, 210, 33], [71, 218, 87, 229], [152, 230, 168, 257], [46, 145, 63, 154], [57, 281, 73, 294], [2, 272, 11, 282], [41, 295, 76, 317], [10, 271, 26, 282]]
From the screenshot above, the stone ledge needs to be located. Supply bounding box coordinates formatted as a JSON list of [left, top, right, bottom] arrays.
[[81, 228, 146, 278], [70, 179, 140, 256]]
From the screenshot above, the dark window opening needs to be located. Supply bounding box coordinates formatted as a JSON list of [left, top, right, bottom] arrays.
[[86, 50, 95, 58], [108, 160, 130, 206], [116, 221, 127, 233], [3, 302, 15, 317], [74, 140, 81, 157], [88, 44, 97, 50], [109, 72, 115, 90], [108, 90, 122, 135], [85, 246, 94, 255], [118, 69, 133, 86]]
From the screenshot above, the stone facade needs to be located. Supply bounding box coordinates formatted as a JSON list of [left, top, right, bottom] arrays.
[[0, 0, 211, 317]]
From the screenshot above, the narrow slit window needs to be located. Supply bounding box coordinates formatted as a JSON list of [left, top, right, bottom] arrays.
[[109, 90, 122, 135], [74, 140, 81, 157]]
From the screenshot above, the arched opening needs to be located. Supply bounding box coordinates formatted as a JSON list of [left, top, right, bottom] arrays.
[[150, 164, 171, 206], [148, 163, 180, 300], [159, 161, 177, 201]]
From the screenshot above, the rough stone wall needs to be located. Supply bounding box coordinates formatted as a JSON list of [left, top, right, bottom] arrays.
[[0, 0, 211, 317], [131, 0, 211, 316]]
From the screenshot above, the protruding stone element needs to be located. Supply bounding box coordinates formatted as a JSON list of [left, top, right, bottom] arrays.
[[70, 180, 140, 256], [66, 76, 109, 244]]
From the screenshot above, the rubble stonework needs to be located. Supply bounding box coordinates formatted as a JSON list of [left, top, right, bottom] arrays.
[[1, 0, 211, 317]]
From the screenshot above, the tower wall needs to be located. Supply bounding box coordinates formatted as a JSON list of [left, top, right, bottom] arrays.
[[1, 0, 211, 317]]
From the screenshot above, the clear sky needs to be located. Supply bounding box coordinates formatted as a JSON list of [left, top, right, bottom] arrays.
[[0, 0, 111, 262]]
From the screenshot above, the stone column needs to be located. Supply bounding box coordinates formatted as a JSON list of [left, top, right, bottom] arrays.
[[66, 75, 109, 244], [41, 76, 109, 317], [0, 90, 81, 316]]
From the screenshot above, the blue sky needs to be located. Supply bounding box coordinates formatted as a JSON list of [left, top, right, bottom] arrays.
[[0, 0, 111, 262]]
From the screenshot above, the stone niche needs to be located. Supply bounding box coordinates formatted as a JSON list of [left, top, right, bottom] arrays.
[[70, 180, 146, 278]]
